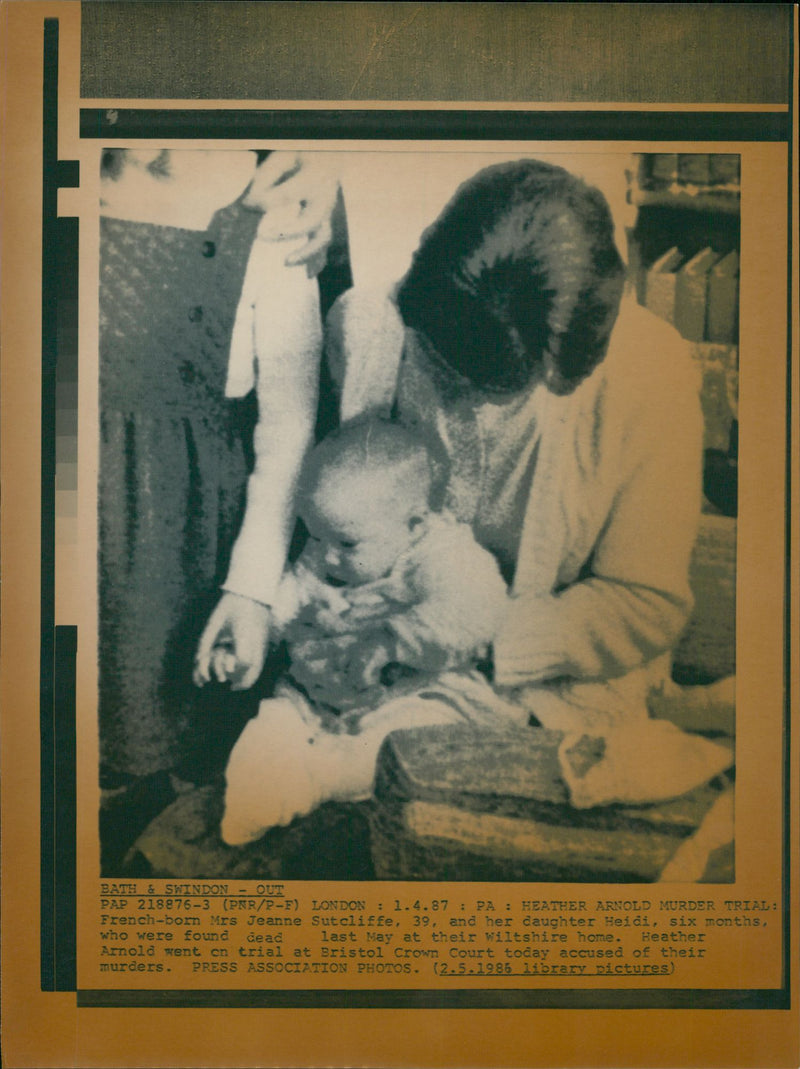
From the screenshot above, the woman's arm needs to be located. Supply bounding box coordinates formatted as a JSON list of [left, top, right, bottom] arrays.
[[195, 155, 336, 687], [194, 270, 321, 686], [342, 525, 509, 685], [385, 526, 508, 670], [494, 337, 704, 687], [223, 259, 322, 607]]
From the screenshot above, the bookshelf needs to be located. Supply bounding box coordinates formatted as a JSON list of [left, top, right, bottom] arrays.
[[629, 152, 740, 197], [631, 186, 739, 215], [628, 153, 741, 344], [629, 152, 740, 216], [629, 156, 737, 687], [628, 153, 739, 521]]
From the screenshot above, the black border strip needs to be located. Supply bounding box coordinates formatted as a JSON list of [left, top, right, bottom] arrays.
[[40, 14, 60, 994], [40, 19, 79, 993], [79, 109, 789, 143], [50, 625, 77, 990], [78, 987, 789, 1010], [780, 11, 795, 1004]]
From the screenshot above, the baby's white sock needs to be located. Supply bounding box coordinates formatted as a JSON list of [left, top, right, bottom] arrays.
[[221, 697, 380, 846]]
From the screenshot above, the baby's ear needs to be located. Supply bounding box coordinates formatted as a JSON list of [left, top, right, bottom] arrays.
[[408, 513, 427, 533]]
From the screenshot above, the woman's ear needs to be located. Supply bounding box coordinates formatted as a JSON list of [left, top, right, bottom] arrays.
[[407, 512, 428, 533]]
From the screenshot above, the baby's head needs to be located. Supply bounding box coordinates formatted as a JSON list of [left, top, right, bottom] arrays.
[[298, 418, 448, 585]]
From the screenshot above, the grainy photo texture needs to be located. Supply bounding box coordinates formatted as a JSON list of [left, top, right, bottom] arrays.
[[97, 149, 737, 883]]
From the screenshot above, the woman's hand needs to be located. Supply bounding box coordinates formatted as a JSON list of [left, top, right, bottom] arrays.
[[193, 592, 271, 690], [243, 151, 341, 276]]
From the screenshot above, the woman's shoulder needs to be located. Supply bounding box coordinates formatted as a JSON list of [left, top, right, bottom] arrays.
[[603, 294, 701, 401], [608, 294, 697, 368]]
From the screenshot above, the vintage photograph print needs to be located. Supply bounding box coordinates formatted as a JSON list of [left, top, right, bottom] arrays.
[[1, 4, 796, 1068], [95, 148, 739, 887]]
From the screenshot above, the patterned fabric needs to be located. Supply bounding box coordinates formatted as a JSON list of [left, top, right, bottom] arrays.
[[98, 204, 261, 780], [276, 511, 508, 715]]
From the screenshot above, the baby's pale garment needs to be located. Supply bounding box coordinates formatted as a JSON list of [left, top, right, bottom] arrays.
[[221, 512, 508, 843], [276, 510, 508, 715]]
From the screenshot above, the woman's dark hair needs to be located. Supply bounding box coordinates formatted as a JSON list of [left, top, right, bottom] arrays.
[[395, 159, 626, 395]]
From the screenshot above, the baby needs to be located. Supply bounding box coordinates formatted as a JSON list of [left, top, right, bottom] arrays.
[[220, 417, 508, 845]]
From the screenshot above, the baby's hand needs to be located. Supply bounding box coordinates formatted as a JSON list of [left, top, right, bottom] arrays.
[[294, 599, 354, 636], [292, 632, 358, 664], [341, 578, 409, 625], [312, 608, 356, 634], [288, 633, 360, 706], [344, 635, 395, 691]]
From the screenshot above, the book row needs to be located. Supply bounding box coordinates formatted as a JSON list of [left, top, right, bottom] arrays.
[[644, 153, 741, 189], [635, 246, 739, 344]]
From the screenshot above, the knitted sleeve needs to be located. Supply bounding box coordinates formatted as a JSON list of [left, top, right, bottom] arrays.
[[493, 323, 704, 685], [387, 522, 509, 670]]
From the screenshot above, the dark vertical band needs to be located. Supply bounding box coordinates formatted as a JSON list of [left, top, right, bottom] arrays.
[[40, 14, 60, 992], [41, 18, 79, 993], [781, 17, 795, 999]]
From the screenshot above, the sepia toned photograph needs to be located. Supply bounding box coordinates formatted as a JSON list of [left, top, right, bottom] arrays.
[[97, 148, 738, 884], [2, 4, 795, 1066]]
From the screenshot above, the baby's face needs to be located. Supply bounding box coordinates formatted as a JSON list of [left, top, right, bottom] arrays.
[[302, 469, 425, 586]]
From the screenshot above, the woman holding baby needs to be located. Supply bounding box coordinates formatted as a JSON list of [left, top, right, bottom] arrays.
[[199, 157, 730, 846]]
